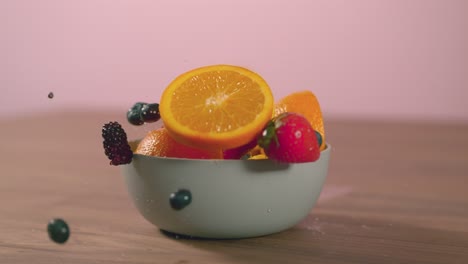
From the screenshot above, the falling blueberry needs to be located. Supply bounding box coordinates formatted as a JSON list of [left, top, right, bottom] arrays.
[[315, 130, 323, 148], [127, 102, 147, 126], [169, 189, 192, 210], [47, 218, 70, 244], [141, 103, 160, 123], [48, 92, 54, 99]]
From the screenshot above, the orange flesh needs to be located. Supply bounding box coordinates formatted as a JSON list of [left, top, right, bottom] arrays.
[[171, 71, 265, 133]]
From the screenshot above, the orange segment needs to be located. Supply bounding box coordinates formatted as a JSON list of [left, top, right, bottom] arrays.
[[135, 128, 223, 159], [248, 153, 268, 160], [248, 145, 266, 157], [274, 90, 326, 150], [160, 65, 274, 150]]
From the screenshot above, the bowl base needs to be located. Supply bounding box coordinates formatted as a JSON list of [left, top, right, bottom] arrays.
[[159, 229, 277, 240], [159, 229, 229, 240]]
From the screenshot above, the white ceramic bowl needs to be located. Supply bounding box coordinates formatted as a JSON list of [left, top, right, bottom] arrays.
[[121, 145, 331, 239]]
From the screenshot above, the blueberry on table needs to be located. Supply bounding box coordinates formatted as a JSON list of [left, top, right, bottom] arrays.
[[141, 103, 160, 123], [170, 189, 192, 210], [127, 102, 147, 126], [47, 218, 70, 244]]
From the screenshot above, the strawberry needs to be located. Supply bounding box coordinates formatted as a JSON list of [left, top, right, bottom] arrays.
[[258, 112, 320, 163]]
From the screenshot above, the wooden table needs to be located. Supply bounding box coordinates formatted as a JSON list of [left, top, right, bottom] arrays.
[[1, 112, 467, 264]]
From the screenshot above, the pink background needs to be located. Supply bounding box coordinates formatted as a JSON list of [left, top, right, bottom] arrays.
[[1, 0, 467, 122]]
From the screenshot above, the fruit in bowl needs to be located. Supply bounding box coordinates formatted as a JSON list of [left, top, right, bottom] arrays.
[[102, 64, 330, 239]]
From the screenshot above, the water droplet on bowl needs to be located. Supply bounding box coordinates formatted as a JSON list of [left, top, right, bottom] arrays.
[[295, 131, 302, 138]]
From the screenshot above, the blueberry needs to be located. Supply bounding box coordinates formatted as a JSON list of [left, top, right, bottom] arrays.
[[127, 102, 147, 126], [241, 153, 252, 160], [169, 189, 192, 210], [314, 130, 323, 148], [47, 218, 70, 244], [141, 103, 160, 123], [48, 92, 54, 99]]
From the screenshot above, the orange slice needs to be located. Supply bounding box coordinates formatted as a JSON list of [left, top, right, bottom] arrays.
[[274, 90, 326, 150], [135, 128, 223, 159], [247, 145, 266, 157], [248, 154, 268, 160], [159, 65, 274, 150]]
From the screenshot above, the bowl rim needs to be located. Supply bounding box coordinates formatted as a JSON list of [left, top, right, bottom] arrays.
[[129, 142, 331, 162]]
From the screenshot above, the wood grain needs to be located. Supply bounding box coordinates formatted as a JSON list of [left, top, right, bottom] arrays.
[[1, 112, 467, 264]]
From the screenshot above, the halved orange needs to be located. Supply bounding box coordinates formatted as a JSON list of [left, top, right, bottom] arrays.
[[159, 65, 274, 150], [274, 90, 326, 150]]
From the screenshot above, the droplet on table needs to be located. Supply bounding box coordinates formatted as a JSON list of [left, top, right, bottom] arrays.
[[48, 92, 54, 99], [169, 189, 192, 210], [47, 218, 70, 244]]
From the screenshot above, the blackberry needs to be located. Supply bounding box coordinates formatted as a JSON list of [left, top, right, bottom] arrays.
[[140, 103, 160, 123], [102, 121, 133, 165]]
